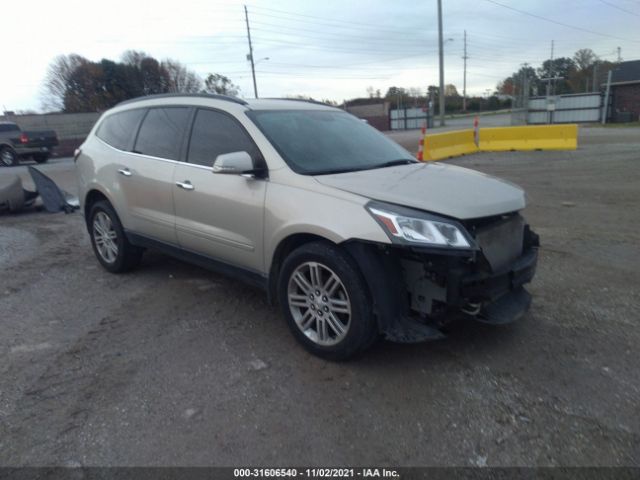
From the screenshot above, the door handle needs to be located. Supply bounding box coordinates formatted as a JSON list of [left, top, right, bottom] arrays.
[[176, 180, 194, 191], [118, 168, 132, 177]]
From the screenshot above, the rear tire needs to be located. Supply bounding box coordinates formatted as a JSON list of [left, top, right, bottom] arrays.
[[278, 241, 377, 361], [88, 200, 143, 273], [0, 147, 18, 167], [33, 153, 49, 164]]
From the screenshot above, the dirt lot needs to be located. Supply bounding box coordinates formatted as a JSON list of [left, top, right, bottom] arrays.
[[0, 127, 639, 467]]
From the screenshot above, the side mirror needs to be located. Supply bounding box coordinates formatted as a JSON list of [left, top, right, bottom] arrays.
[[212, 151, 254, 175]]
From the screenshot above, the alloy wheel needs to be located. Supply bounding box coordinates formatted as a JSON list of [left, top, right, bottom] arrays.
[[93, 211, 119, 263], [287, 261, 351, 346], [1, 150, 15, 166]]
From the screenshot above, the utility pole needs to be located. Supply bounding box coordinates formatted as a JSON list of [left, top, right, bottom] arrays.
[[592, 62, 598, 92], [520, 62, 529, 123], [244, 5, 258, 98], [437, 0, 445, 126], [548, 40, 555, 96], [617, 46, 622, 62], [602, 70, 613, 124], [462, 30, 468, 112]]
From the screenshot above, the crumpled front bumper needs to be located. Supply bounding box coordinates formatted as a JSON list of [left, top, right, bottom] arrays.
[[437, 242, 537, 324], [459, 247, 537, 324], [344, 223, 539, 342]]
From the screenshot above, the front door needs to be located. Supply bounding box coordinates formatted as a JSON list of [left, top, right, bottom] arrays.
[[173, 108, 267, 273]]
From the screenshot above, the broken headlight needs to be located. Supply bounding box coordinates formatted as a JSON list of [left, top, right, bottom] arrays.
[[367, 203, 474, 248]]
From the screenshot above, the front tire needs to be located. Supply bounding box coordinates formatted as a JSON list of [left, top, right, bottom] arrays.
[[278, 241, 377, 360], [88, 200, 143, 273], [0, 147, 18, 167]]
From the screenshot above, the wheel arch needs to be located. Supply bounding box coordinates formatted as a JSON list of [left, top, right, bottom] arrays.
[[84, 188, 113, 226], [268, 232, 340, 304]]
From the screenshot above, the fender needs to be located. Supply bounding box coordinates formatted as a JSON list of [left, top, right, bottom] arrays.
[[343, 241, 446, 343]]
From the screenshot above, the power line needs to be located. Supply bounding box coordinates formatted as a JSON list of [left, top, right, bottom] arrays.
[[187, 52, 441, 70], [483, 0, 640, 43], [247, 5, 416, 34], [250, 28, 427, 49], [251, 36, 428, 55], [264, 56, 436, 70], [249, 21, 429, 46], [598, 0, 640, 17]]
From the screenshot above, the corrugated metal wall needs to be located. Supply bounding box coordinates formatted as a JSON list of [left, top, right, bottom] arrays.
[[527, 93, 602, 124], [389, 107, 428, 130]]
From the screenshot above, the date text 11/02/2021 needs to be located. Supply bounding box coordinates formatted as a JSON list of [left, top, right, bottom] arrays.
[[233, 468, 400, 478]]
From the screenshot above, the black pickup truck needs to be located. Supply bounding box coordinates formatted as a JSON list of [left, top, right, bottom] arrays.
[[0, 122, 58, 166]]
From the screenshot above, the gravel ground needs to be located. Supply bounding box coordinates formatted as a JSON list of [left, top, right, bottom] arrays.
[[0, 127, 638, 467]]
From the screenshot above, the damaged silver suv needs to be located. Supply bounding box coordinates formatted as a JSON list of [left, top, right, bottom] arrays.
[[76, 94, 538, 360]]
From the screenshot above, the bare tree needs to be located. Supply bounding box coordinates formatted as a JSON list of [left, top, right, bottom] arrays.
[[41, 54, 89, 111], [444, 84, 460, 97], [203, 74, 240, 96], [408, 87, 422, 98], [573, 49, 597, 71], [121, 50, 150, 67], [162, 59, 202, 93]]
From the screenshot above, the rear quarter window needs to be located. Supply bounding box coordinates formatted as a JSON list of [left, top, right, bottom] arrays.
[[96, 109, 145, 151]]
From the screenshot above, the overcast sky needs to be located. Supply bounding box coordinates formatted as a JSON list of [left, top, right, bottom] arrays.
[[2, 0, 639, 111]]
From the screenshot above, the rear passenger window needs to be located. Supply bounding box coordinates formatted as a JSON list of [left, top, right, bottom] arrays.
[[96, 109, 145, 151], [134, 107, 190, 160], [188, 109, 259, 167]]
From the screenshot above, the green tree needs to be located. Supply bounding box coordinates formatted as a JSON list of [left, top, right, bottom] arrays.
[[537, 57, 576, 94]]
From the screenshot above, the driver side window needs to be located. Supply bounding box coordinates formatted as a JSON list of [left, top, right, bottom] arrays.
[[187, 109, 260, 167]]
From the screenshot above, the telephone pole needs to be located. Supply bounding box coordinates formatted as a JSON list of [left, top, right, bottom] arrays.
[[437, 0, 445, 126], [244, 5, 258, 98], [462, 30, 468, 112], [548, 40, 555, 96], [617, 46, 622, 62]]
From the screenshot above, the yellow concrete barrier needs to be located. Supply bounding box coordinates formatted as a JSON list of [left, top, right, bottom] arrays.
[[423, 129, 478, 161], [421, 124, 578, 161], [479, 124, 578, 151]]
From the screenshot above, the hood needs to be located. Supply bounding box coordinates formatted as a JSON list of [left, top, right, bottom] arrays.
[[314, 162, 525, 220]]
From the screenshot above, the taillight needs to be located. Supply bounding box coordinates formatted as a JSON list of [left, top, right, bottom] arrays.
[[19, 133, 28, 144]]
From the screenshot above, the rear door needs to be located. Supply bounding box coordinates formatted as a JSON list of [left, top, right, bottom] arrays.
[[119, 107, 191, 244], [172, 108, 267, 273]]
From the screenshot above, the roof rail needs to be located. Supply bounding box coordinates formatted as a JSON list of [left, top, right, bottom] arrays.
[[264, 97, 333, 106], [116, 93, 248, 107]]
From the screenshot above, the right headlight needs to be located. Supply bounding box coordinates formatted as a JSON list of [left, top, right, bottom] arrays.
[[367, 203, 474, 249]]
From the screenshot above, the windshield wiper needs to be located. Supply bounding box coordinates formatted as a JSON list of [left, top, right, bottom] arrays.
[[373, 159, 419, 169], [355, 159, 419, 172], [310, 159, 418, 176]]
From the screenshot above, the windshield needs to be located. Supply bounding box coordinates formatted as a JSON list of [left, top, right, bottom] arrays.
[[247, 110, 416, 175]]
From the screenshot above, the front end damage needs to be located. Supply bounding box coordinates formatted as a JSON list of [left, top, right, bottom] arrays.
[[345, 212, 539, 342]]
